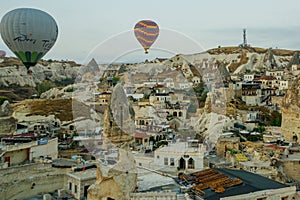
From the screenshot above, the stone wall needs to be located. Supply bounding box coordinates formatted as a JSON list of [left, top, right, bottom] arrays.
[[31, 138, 58, 160], [0, 163, 71, 200], [0, 116, 16, 135], [130, 192, 178, 200], [221, 186, 298, 200], [216, 137, 240, 157], [282, 160, 300, 183], [3, 148, 29, 166]]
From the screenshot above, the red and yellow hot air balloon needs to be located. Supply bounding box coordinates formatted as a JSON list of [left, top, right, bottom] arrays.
[[134, 20, 159, 54]]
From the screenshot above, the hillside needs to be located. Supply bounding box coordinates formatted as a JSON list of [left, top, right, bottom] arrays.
[[185, 46, 299, 74], [12, 98, 91, 122], [0, 46, 299, 88]]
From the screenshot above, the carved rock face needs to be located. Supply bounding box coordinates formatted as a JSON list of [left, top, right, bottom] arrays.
[[281, 77, 300, 141], [0, 100, 12, 116]]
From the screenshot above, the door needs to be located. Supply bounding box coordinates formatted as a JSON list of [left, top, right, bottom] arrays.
[[4, 156, 10, 167], [83, 185, 90, 200], [179, 157, 185, 170]]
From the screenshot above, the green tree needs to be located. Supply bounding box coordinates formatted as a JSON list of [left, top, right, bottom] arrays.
[[54, 78, 75, 86], [37, 80, 54, 96], [112, 76, 120, 86], [0, 96, 9, 105]]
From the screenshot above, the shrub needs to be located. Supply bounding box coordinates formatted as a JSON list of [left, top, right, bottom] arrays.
[[37, 80, 54, 96], [0, 96, 9, 105]]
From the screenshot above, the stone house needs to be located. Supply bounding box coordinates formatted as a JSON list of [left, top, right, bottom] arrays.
[[66, 168, 97, 200], [0, 138, 58, 167], [291, 64, 300, 76], [134, 131, 150, 149], [243, 74, 255, 82], [242, 83, 262, 106], [96, 91, 111, 106], [216, 136, 240, 158], [153, 140, 205, 171], [266, 69, 284, 80]]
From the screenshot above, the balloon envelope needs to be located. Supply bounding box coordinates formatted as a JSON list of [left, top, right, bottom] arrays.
[[0, 8, 58, 70], [0, 50, 5, 57], [134, 20, 159, 54]]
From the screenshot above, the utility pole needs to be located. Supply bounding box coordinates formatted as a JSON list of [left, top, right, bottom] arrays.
[[240, 29, 250, 47], [243, 29, 247, 47], [120, 105, 123, 137]]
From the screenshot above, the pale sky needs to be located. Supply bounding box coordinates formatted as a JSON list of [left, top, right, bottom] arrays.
[[1, 0, 300, 64]]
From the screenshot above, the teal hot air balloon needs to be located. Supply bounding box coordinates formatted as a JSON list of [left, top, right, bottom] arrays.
[[0, 8, 58, 73], [134, 20, 159, 54]]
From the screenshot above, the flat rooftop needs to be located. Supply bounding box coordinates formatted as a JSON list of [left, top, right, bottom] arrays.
[[176, 168, 287, 200], [66, 168, 97, 181], [155, 142, 204, 154]]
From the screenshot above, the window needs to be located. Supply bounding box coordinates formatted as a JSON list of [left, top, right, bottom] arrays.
[[173, 112, 177, 117], [164, 157, 168, 165], [139, 163, 142, 166], [188, 158, 195, 169], [170, 158, 174, 166], [74, 185, 77, 194], [69, 125, 74, 131], [68, 182, 72, 191], [157, 155, 159, 159]]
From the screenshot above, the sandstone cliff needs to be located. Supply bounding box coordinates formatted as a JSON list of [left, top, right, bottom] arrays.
[[88, 149, 137, 200], [281, 76, 300, 141], [0, 61, 80, 87]]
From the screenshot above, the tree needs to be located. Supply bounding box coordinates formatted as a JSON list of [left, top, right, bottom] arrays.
[[0, 96, 9, 105], [37, 80, 54, 96], [112, 76, 120, 86]]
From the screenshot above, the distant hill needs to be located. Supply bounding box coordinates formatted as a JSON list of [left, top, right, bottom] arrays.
[[1, 46, 300, 102], [0, 56, 80, 68]]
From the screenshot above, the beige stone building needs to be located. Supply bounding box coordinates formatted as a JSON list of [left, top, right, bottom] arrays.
[[216, 136, 240, 157], [0, 138, 58, 167], [66, 168, 97, 200]]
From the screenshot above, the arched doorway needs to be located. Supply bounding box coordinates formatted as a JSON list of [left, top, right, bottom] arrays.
[[179, 157, 185, 170], [188, 158, 195, 169]]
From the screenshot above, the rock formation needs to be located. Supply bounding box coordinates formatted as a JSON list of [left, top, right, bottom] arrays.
[[0, 100, 16, 135], [281, 76, 300, 142], [88, 149, 137, 200], [40, 85, 74, 99], [0, 62, 80, 87], [0, 100, 12, 117]]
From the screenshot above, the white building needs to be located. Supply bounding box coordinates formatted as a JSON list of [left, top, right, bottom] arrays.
[[154, 140, 205, 172], [291, 64, 300, 76], [243, 74, 255, 82], [266, 69, 284, 80], [279, 80, 289, 90]]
